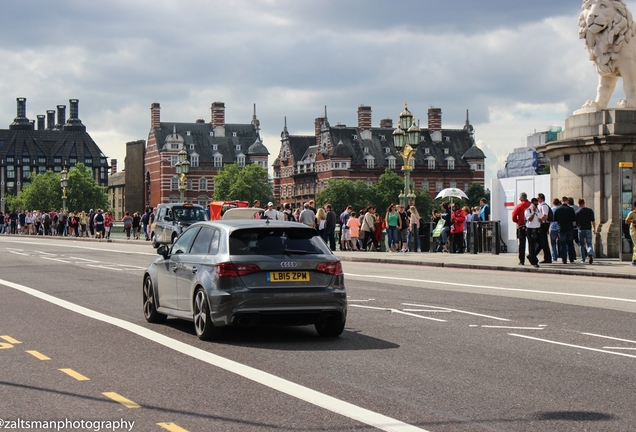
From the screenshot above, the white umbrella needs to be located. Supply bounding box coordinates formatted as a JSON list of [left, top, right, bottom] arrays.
[[435, 187, 468, 201]]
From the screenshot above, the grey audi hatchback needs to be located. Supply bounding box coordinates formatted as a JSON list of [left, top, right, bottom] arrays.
[[142, 219, 347, 340]]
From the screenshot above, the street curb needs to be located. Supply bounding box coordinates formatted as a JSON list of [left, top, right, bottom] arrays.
[[336, 255, 636, 280]]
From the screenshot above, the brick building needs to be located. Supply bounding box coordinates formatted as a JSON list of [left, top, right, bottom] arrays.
[[144, 102, 269, 208], [0, 98, 109, 213], [272, 105, 485, 207]]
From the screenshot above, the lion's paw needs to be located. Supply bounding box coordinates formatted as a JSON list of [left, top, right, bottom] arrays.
[[617, 99, 636, 108], [582, 100, 599, 108]]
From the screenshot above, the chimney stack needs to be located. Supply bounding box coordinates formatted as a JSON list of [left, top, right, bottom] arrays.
[[9, 97, 32, 130], [37, 115, 45, 130], [46, 110, 55, 130], [55, 105, 66, 129], [357, 105, 372, 131], [380, 118, 393, 128], [111, 159, 117, 175], [210, 102, 225, 128], [150, 102, 161, 128], [64, 99, 85, 131], [428, 108, 442, 133]]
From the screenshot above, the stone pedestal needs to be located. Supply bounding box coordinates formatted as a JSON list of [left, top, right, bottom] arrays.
[[535, 109, 636, 258]]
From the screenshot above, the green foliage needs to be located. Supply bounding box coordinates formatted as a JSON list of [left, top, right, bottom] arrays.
[[373, 169, 404, 213], [9, 164, 108, 212], [413, 190, 433, 222], [213, 163, 271, 205], [66, 163, 109, 212], [316, 178, 373, 213], [539, 164, 550, 175], [465, 182, 490, 209]]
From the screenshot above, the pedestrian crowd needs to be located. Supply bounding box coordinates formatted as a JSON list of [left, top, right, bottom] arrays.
[[1, 208, 149, 241], [511, 192, 600, 268]]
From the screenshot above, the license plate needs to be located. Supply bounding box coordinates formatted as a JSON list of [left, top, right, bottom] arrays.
[[267, 271, 310, 282]]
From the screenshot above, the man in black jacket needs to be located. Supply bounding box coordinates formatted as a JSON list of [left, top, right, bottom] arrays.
[[325, 204, 337, 251], [554, 196, 577, 264]]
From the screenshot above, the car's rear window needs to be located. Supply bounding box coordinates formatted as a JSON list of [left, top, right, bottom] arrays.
[[173, 207, 208, 222], [230, 228, 331, 256]]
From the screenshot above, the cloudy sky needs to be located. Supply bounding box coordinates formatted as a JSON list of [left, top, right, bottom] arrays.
[[0, 1, 626, 185]]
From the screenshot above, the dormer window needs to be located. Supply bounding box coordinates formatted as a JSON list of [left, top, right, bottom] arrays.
[[380, 135, 386, 141], [190, 155, 199, 168], [235, 145, 241, 151], [425, 148, 430, 154], [212, 144, 218, 151], [352, 134, 358, 140], [384, 147, 391, 154], [232, 132, 237, 137], [189, 144, 195, 150], [209, 131, 214, 137], [186, 131, 191, 136], [444, 148, 449, 155], [170, 143, 179, 150], [364, 147, 369, 154]]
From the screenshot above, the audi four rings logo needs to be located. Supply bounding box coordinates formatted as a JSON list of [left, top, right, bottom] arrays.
[[280, 262, 298, 268]]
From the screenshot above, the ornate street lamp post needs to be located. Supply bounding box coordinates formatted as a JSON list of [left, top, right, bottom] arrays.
[[60, 167, 68, 213], [175, 144, 190, 203], [392, 103, 421, 207]]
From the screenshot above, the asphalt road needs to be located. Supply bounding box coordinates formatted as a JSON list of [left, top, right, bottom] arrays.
[[1, 236, 635, 432]]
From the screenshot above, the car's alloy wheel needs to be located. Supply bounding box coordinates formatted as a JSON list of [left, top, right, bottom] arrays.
[[143, 277, 167, 323], [193, 288, 218, 340]]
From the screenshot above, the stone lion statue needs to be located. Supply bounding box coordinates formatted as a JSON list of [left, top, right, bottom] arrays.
[[579, 0, 636, 109]]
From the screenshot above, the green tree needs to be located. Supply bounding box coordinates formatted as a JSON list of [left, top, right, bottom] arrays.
[[372, 169, 405, 213], [11, 170, 63, 211], [66, 163, 109, 212], [413, 190, 433, 222], [465, 182, 490, 209], [213, 163, 271, 204], [316, 179, 374, 213]]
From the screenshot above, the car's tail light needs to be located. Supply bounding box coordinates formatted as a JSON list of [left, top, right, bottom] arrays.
[[315, 261, 343, 275], [216, 263, 261, 277]]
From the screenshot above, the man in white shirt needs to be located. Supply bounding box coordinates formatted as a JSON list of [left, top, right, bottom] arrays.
[[537, 193, 552, 263], [263, 202, 279, 220], [525, 197, 542, 268]]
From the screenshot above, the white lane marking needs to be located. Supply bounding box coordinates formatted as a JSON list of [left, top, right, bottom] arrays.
[[347, 299, 376, 302], [402, 309, 452, 313], [115, 264, 146, 270], [7, 251, 29, 256], [603, 347, 636, 350], [69, 257, 101, 263], [581, 333, 636, 345], [349, 304, 447, 322], [86, 265, 123, 271], [0, 239, 156, 256], [509, 333, 636, 359], [402, 303, 510, 321], [481, 326, 543, 330], [33, 251, 55, 256], [0, 278, 428, 432], [41, 257, 72, 264], [346, 273, 636, 304]]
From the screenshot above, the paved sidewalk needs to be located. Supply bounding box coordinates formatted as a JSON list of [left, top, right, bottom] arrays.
[[333, 249, 636, 280]]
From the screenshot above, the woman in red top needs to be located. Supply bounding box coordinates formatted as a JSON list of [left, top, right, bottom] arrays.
[[450, 203, 466, 253]]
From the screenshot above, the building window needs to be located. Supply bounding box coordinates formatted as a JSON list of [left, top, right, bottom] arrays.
[[428, 159, 435, 170], [54, 166, 62, 172], [199, 178, 207, 191], [209, 131, 214, 137], [464, 182, 469, 191], [384, 147, 391, 154], [189, 144, 195, 150], [237, 156, 245, 167], [436, 179, 443, 191], [171, 155, 178, 167], [366, 158, 374, 169], [447, 159, 455, 170], [85, 158, 93, 165], [100, 167, 106, 180], [212, 144, 218, 150], [23, 166, 31, 179], [38, 166, 46, 174], [187, 179, 192, 191], [70, 157, 77, 164], [235, 145, 241, 151], [232, 132, 237, 137], [410, 157, 415, 169], [425, 148, 430, 154], [7, 166, 15, 179], [54, 157, 61, 164], [171, 176, 179, 190], [421, 179, 429, 191], [186, 131, 191, 136], [38, 157, 46, 164], [214, 155, 222, 168], [388, 158, 396, 169], [190, 155, 199, 168], [449, 180, 457, 189], [170, 143, 179, 150]]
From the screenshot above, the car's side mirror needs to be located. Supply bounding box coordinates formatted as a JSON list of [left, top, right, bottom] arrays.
[[157, 245, 170, 258]]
